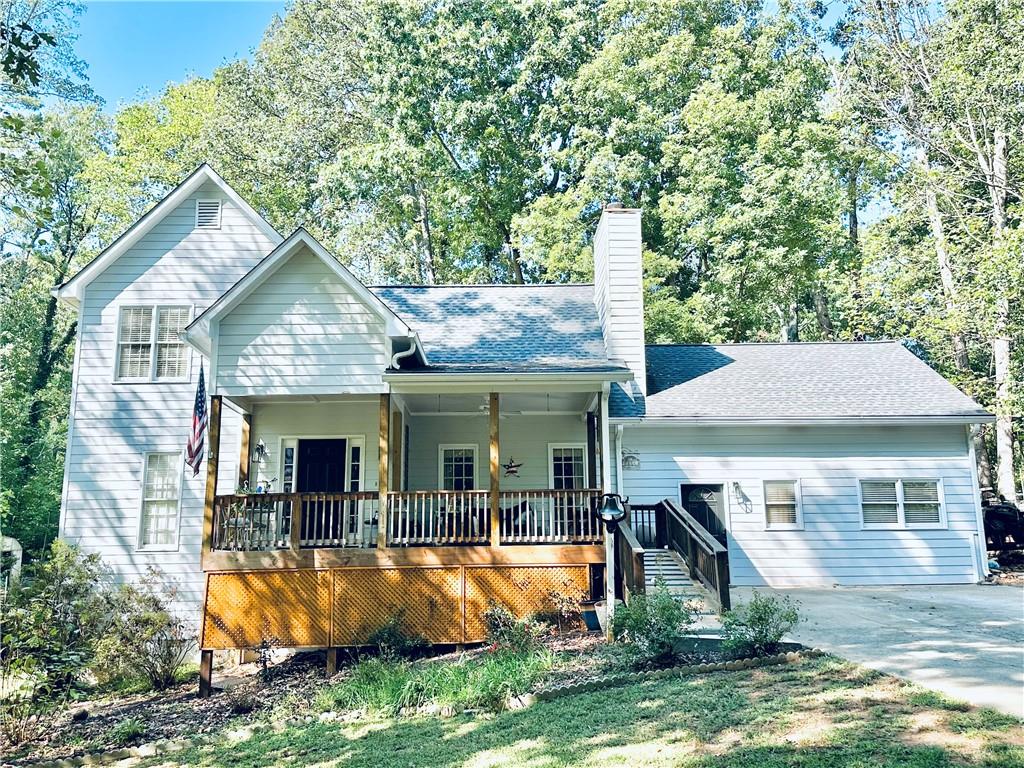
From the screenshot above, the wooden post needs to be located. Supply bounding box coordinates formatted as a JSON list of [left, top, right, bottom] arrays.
[[489, 392, 500, 547], [326, 647, 339, 676], [289, 492, 302, 552], [238, 412, 252, 489], [586, 412, 598, 491], [202, 395, 223, 555], [198, 649, 213, 698], [716, 550, 731, 611], [378, 393, 390, 549]]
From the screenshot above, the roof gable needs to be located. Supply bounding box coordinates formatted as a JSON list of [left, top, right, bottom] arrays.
[[184, 229, 411, 354], [53, 164, 282, 308]]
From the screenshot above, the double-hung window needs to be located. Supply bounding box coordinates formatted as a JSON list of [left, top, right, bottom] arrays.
[[763, 480, 802, 529], [139, 452, 182, 549], [860, 479, 944, 529], [116, 305, 190, 382], [439, 445, 477, 491]]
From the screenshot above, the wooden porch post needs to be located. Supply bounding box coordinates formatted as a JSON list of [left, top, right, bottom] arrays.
[[586, 412, 598, 491], [489, 392, 500, 547], [202, 395, 222, 555], [378, 393, 391, 549], [238, 412, 252, 489], [198, 649, 213, 698]]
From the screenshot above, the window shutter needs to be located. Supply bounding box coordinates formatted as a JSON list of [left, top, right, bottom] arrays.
[[861, 481, 899, 525], [765, 481, 798, 526], [903, 481, 941, 525], [196, 200, 222, 229]]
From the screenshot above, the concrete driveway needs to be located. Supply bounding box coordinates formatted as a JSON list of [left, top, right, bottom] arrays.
[[732, 585, 1024, 717]]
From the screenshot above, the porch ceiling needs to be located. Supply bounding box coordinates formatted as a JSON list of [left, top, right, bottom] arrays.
[[401, 391, 593, 415]]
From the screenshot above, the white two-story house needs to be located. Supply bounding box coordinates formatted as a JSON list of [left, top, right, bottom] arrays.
[[54, 165, 993, 691]]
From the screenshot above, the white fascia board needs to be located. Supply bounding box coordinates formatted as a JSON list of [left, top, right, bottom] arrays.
[[610, 415, 996, 427], [52, 164, 282, 308], [385, 370, 632, 395]]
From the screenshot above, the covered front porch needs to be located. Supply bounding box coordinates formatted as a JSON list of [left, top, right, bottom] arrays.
[[201, 387, 610, 570]]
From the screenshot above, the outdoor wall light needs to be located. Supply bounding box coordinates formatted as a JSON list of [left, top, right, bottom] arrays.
[[252, 438, 269, 465]]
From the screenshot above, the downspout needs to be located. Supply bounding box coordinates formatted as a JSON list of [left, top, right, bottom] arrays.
[[390, 336, 418, 369], [614, 424, 624, 496], [967, 424, 990, 581]]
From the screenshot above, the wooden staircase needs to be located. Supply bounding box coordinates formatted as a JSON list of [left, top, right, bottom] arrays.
[[642, 548, 714, 614]]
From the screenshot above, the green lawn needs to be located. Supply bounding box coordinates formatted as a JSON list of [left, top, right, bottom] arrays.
[[138, 656, 1022, 768]]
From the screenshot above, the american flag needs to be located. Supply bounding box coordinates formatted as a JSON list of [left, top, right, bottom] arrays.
[[185, 365, 207, 476]]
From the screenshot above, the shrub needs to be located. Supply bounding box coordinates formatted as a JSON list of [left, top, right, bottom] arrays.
[[226, 687, 258, 715], [721, 591, 800, 657], [92, 569, 196, 691], [105, 717, 146, 747], [1, 542, 108, 745], [611, 582, 695, 669], [481, 602, 546, 652], [366, 611, 427, 660]]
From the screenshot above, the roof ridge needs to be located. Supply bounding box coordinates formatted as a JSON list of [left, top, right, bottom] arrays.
[[647, 340, 901, 348], [370, 283, 594, 289]]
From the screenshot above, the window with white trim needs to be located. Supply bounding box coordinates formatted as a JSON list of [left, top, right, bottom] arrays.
[[550, 445, 586, 490], [139, 452, 181, 549], [860, 479, 944, 528], [116, 305, 190, 381], [195, 199, 222, 229], [439, 445, 476, 491], [764, 480, 801, 529]]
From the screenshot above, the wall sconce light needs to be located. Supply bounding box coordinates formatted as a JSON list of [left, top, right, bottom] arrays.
[[622, 451, 641, 471], [252, 438, 269, 465]]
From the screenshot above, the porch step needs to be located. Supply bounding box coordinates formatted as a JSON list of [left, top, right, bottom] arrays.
[[642, 549, 714, 614]]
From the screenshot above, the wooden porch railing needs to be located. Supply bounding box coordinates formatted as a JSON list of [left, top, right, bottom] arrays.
[[385, 490, 490, 546], [614, 519, 646, 603], [212, 492, 378, 552], [627, 503, 664, 549], [663, 499, 731, 611], [498, 489, 602, 544]]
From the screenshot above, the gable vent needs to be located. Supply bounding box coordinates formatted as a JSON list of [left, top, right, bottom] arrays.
[[195, 200, 222, 229]]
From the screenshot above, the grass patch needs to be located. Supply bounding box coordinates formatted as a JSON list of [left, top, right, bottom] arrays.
[[313, 648, 553, 715], [133, 655, 1023, 768]]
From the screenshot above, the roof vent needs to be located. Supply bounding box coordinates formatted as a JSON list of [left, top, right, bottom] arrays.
[[195, 200, 222, 229]]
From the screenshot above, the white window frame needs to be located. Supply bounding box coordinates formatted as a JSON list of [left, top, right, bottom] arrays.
[[113, 303, 193, 383], [858, 478, 947, 530], [548, 443, 589, 489], [438, 444, 478, 491], [136, 450, 184, 552], [195, 199, 223, 229], [762, 479, 804, 531]]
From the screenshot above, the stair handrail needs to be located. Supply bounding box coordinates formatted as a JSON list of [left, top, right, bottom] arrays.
[[662, 499, 731, 612], [614, 519, 646, 604]]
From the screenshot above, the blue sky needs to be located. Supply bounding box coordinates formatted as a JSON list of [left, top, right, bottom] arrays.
[[75, 1, 287, 109]]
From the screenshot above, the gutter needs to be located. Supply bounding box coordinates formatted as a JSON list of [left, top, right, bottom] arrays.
[[382, 370, 633, 383], [609, 415, 996, 427]]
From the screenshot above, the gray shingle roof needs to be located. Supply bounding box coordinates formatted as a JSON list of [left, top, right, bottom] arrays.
[[610, 342, 991, 421], [370, 284, 625, 373]]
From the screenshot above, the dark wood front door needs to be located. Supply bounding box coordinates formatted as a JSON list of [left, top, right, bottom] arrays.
[[679, 483, 727, 547], [297, 439, 348, 493], [297, 439, 349, 543]]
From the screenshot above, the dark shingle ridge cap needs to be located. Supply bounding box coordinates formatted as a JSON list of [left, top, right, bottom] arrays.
[[646, 340, 902, 348], [370, 283, 594, 289]]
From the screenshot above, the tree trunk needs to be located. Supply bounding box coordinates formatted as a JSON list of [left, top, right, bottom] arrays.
[[988, 130, 1015, 501], [847, 161, 860, 246], [921, 154, 971, 373], [814, 286, 834, 340], [777, 301, 799, 342], [416, 186, 436, 284]]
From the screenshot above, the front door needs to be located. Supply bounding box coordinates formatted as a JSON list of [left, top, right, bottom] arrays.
[[297, 439, 349, 544], [679, 483, 727, 547]]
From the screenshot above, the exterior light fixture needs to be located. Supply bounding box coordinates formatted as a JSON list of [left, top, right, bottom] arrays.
[[252, 438, 269, 465]]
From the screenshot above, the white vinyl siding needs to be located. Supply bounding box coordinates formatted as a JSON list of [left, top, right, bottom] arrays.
[[60, 180, 277, 614], [764, 480, 801, 529], [115, 304, 190, 382], [860, 479, 945, 529], [139, 452, 182, 549], [616, 424, 982, 587], [216, 245, 388, 396]]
